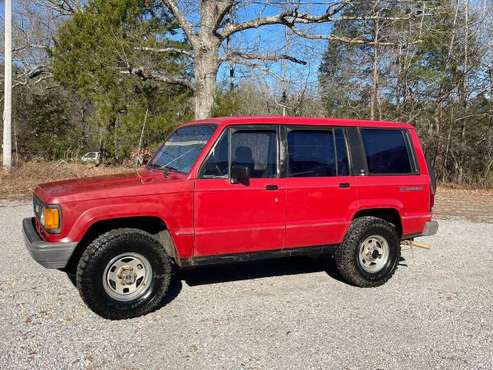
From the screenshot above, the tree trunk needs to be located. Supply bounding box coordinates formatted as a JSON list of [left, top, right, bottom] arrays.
[[370, 16, 380, 121], [457, 0, 469, 184], [192, 0, 222, 119], [193, 52, 218, 119], [432, 101, 443, 176], [443, 108, 454, 182]]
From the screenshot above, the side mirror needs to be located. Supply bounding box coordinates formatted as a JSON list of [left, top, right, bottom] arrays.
[[230, 164, 250, 185]]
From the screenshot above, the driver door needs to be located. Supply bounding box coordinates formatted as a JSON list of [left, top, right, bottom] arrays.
[[193, 125, 285, 257]]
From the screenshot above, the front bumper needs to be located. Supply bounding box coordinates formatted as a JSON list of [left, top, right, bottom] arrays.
[[22, 218, 77, 269], [422, 220, 439, 236]]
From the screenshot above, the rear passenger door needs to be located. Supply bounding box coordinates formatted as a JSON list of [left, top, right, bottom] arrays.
[[283, 126, 357, 248], [354, 128, 429, 236]]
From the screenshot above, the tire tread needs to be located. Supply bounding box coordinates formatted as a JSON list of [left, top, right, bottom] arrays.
[[76, 228, 171, 320], [335, 216, 400, 288]]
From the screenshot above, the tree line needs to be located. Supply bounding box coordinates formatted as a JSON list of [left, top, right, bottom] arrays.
[[1, 0, 492, 186]]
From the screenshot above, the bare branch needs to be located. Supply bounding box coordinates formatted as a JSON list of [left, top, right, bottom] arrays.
[[32, 0, 82, 16], [214, 1, 237, 32], [161, 0, 196, 44], [218, 1, 415, 40], [12, 65, 50, 80], [121, 67, 194, 91], [26, 65, 50, 79], [9, 65, 52, 89], [221, 51, 307, 65], [294, 14, 415, 24], [219, 9, 294, 38], [136, 47, 193, 57], [13, 44, 50, 53], [218, 1, 350, 38], [288, 25, 413, 46]]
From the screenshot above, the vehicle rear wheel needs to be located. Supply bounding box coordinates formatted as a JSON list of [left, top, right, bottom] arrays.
[[335, 216, 400, 287], [76, 228, 171, 320]]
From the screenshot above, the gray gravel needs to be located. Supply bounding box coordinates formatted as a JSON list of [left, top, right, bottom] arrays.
[[0, 202, 492, 369]]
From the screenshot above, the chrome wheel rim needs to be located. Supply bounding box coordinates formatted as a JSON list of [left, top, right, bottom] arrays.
[[358, 235, 390, 273], [102, 252, 152, 302]]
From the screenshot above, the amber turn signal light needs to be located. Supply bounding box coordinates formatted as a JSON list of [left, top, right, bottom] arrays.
[[43, 208, 60, 230]]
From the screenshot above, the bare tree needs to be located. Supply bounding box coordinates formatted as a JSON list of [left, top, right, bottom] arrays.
[[0, 0, 75, 90], [146, 0, 413, 119]]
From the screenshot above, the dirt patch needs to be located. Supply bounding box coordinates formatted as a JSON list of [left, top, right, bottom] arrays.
[[434, 186, 493, 223], [0, 161, 132, 200]]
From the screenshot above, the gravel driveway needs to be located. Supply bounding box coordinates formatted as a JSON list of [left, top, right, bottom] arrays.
[[0, 202, 492, 369]]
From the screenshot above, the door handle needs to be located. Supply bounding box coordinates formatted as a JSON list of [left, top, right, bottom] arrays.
[[265, 184, 279, 191], [339, 182, 350, 188]]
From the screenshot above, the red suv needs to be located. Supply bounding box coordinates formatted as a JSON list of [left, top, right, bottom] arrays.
[[23, 116, 438, 319]]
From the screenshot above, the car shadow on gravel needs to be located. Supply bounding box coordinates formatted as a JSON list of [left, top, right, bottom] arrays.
[[157, 276, 183, 309], [177, 256, 346, 286], [178, 255, 408, 288], [64, 255, 407, 290]]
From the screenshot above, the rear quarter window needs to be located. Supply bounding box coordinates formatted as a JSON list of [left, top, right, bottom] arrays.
[[361, 129, 413, 174]]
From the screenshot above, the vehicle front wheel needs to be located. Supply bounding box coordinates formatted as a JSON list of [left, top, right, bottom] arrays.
[[76, 228, 172, 320], [335, 216, 400, 287]]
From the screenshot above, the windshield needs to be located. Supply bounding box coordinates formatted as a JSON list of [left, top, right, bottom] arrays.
[[149, 124, 217, 174]]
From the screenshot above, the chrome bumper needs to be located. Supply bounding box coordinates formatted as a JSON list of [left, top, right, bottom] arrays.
[[22, 218, 77, 269], [422, 221, 439, 236]]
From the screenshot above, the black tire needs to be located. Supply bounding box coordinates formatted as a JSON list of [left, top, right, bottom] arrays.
[[76, 228, 172, 320], [335, 216, 400, 287]]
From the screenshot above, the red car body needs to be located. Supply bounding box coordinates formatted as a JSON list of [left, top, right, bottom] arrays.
[[25, 116, 436, 268]]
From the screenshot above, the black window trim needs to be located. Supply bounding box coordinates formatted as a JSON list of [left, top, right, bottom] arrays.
[[199, 124, 420, 179], [346, 127, 367, 176], [284, 125, 352, 178], [198, 124, 281, 179], [402, 129, 420, 174], [359, 127, 420, 176], [335, 127, 352, 177], [198, 126, 230, 179]]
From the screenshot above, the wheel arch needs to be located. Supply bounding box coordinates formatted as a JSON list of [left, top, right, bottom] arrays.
[[351, 208, 403, 236], [64, 216, 180, 274]]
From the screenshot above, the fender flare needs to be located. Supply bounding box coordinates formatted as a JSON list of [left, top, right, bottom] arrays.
[[66, 202, 181, 260]]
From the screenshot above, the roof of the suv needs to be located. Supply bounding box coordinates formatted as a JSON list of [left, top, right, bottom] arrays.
[[181, 115, 414, 129]]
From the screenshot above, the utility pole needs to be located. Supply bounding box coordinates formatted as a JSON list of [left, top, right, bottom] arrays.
[[280, 13, 289, 116], [3, 0, 12, 170]]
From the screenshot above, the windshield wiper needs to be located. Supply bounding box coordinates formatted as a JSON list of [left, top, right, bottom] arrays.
[[155, 163, 184, 176], [163, 164, 180, 172], [147, 162, 170, 176]]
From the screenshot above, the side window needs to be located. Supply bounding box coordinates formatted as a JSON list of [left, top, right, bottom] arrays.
[[231, 129, 277, 178], [361, 129, 412, 174], [287, 129, 336, 177], [200, 130, 229, 178], [335, 128, 349, 176]]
